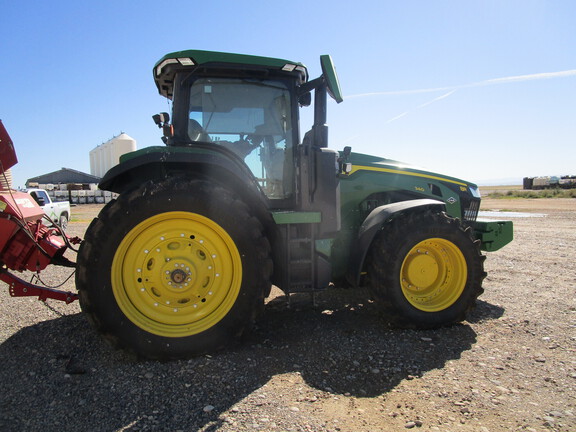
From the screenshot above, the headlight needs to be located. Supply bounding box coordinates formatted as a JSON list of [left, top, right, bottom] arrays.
[[469, 185, 481, 198]]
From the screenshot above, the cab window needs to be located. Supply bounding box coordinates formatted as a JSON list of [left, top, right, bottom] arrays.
[[187, 78, 294, 200]]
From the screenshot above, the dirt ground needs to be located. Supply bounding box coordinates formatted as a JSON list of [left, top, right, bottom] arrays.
[[0, 197, 574, 432]]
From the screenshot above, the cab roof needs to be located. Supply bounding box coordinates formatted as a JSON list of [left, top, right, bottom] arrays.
[[153, 49, 309, 99]]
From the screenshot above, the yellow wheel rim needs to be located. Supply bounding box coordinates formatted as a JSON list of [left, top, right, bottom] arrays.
[[111, 212, 242, 337], [400, 238, 467, 312]]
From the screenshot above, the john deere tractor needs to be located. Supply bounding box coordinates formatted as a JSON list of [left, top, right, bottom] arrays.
[[76, 50, 513, 359]]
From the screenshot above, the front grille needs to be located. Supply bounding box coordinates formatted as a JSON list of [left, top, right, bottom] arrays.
[[463, 198, 480, 224]]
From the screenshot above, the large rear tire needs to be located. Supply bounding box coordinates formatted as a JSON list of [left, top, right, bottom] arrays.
[[76, 177, 271, 359], [367, 210, 486, 328]]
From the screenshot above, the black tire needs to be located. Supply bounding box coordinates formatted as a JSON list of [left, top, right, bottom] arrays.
[[367, 210, 486, 328], [58, 213, 68, 231], [76, 176, 272, 359]]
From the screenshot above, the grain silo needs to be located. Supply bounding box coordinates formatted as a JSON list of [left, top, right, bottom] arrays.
[[90, 133, 137, 177]]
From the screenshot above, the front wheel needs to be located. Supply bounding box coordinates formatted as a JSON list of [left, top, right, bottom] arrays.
[[76, 177, 272, 359], [367, 210, 486, 328]]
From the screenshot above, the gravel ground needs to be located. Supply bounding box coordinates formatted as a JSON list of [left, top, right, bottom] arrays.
[[0, 199, 574, 432]]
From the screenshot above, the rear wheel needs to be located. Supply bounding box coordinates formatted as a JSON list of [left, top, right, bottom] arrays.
[[76, 177, 271, 359], [367, 210, 486, 328]]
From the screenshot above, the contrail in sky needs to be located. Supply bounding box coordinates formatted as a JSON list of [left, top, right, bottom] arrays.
[[348, 69, 576, 124], [383, 89, 458, 125], [347, 69, 576, 99], [416, 89, 458, 109], [482, 69, 576, 86]]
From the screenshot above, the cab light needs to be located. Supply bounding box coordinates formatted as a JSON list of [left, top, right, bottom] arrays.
[[155, 58, 195, 76], [177, 58, 195, 66], [156, 58, 178, 76]]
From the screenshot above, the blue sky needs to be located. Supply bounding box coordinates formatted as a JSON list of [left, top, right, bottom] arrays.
[[1, 1, 575, 188]]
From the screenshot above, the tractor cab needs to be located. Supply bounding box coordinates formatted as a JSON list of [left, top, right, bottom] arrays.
[[151, 50, 343, 205]]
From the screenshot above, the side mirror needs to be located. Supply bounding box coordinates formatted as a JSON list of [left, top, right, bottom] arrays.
[[320, 55, 343, 103], [32, 195, 45, 206]]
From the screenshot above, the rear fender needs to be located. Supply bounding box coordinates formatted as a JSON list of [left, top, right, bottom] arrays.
[[99, 146, 262, 197], [346, 199, 446, 287]]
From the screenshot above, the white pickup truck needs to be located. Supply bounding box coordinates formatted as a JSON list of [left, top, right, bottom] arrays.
[[25, 188, 71, 230]]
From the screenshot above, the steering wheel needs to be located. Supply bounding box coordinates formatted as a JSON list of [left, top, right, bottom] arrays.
[[231, 134, 259, 157]]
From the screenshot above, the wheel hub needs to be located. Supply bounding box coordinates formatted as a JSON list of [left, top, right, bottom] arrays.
[[170, 268, 189, 285], [405, 252, 438, 289]]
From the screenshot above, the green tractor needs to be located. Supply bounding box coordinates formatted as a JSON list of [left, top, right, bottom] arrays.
[[76, 50, 513, 359]]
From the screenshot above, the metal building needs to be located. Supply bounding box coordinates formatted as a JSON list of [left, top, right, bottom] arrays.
[[26, 168, 101, 188]]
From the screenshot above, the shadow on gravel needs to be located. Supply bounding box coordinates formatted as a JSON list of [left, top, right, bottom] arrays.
[[466, 299, 505, 323], [0, 288, 501, 432]]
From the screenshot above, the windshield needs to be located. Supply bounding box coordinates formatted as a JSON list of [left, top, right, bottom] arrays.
[[188, 78, 294, 199]]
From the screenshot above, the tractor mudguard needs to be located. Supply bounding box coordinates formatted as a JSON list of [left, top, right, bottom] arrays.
[[346, 199, 446, 287], [99, 145, 262, 198]]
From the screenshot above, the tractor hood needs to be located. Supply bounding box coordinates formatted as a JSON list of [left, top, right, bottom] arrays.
[[339, 150, 483, 229], [345, 151, 479, 192]]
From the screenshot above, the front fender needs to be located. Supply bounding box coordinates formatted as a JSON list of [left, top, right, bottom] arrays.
[[346, 199, 446, 287]]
